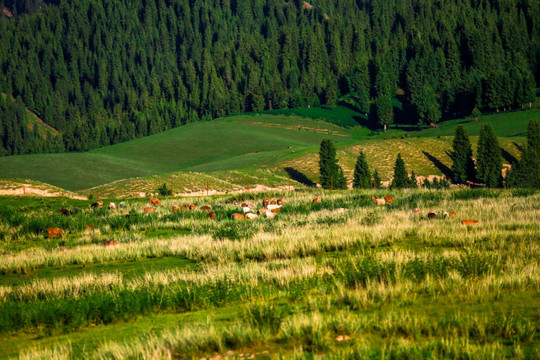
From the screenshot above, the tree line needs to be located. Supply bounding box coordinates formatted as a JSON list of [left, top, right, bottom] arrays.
[[0, 0, 538, 155], [319, 119, 540, 189]]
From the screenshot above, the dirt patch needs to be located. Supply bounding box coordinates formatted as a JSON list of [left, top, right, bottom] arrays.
[[0, 184, 87, 200], [174, 184, 295, 197]]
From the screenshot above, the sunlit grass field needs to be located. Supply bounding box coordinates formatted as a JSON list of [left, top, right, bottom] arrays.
[[0, 188, 538, 359]]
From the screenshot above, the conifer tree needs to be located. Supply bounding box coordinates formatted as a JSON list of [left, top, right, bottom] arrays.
[[507, 120, 540, 188], [451, 125, 476, 183], [390, 153, 409, 189], [319, 139, 346, 190], [352, 150, 372, 189], [373, 169, 382, 189], [476, 124, 503, 187], [409, 170, 418, 188]]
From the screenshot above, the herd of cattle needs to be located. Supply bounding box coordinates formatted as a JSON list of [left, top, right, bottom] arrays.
[[44, 195, 479, 243]]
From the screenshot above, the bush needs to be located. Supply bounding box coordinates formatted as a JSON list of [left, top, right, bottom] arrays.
[[157, 183, 172, 196]]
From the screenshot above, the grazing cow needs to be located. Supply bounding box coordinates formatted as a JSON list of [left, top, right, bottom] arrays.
[[172, 205, 180, 214], [442, 211, 449, 218], [412, 208, 421, 214], [246, 213, 258, 219], [119, 202, 127, 208], [270, 200, 277, 205], [103, 239, 117, 247], [46, 227, 65, 239], [60, 208, 70, 216], [265, 211, 276, 218], [208, 212, 216, 220], [90, 201, 103, 209], [267, 204, 281, 211], [373, 197, 386, 206], [336, 208, 347, 213], [242, 205, 251, 213], [231, 213, 245, 220], [461, 219, 479, 226], [108, 202, 116, 210], [313, 197, 322, 204], [258, 208, 268, 215], [427, 211, 437, 219], [449, 211, 457, 217], [189, 203, 196, 210], [263, 198, 270, 207], [384, 196, 393, 204], [144, 207, 155, 213], [201, 205, 212, 212], [181, 205, 190, 211], [277, 198, 284, 206], [271, 207, 281, 214], [150, 197, 160, 206]]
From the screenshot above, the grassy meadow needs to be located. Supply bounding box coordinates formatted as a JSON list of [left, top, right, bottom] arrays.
[[0, 188, 538, 359]]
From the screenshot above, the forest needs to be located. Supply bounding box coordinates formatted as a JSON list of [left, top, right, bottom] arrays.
[[0, 0, 538, 155]]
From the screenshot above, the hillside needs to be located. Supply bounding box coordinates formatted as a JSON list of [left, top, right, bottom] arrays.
[[0, 107, 533, 196], [0, 0, 537, 155]]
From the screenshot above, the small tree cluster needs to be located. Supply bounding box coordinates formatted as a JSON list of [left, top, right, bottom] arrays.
[[423, 177, 450, 189], [451, 125, 476, 183], [476, 124, 503, 188], [157, 183, 172, 196]]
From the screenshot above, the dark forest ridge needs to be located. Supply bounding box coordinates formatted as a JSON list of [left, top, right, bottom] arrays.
[[0, 0, 538, 156]]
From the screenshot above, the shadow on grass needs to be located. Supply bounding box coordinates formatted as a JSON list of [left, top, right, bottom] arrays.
[[422, 151, 453, 180], [284, 167, 317, 187], [501, 148, 518, 165], [512, 142, 524, 153]]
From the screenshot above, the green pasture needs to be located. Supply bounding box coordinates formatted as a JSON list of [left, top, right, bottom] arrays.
[[0, 189, 538, 359]]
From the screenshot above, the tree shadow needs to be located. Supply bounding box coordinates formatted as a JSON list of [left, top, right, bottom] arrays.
[[422, 151, 453, 181], [512, 142, 524, 153], [284, 167, 317, 187], [501, 148, 518, 165]]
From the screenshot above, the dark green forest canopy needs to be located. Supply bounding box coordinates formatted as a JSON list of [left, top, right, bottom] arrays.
[[0, 0, 538, 155]]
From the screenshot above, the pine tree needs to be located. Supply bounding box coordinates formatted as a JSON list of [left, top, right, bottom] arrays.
[[390, 153, 409, 189], [451, 125, 476, 183], [476, 124, 503, 187], [507, 120, 540, 188], [408, 170, 418, 188], [319, 139, 346, 190], [373, 169, 382, 189], [352, 150, 372, 189]]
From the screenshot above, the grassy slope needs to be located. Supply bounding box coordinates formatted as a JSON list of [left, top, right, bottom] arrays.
[[0, 107, 535, 193]]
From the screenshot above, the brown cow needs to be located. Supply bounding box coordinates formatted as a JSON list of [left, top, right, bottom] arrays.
[[449, 211, 457, 217], [258, 208, 268, 215], [263, 198, 270, 207], [313, 197, 322, 204], [90, 201, 103, 209], [271, 207, 281, 214], [384, 196, 393, 204], [461, 219, 479, 226], [277, 198, 284, 206], [427, 211, 437, 219], [412, 208, 421, 214], [189, 203, 197, 210], [231, 213, 245, 220], [373, 197, 386, 206], [86, 223, 94, 229], [60, 208, 70, 216], [270, 200, 277, 205], [144, 207, 155, 213], [201, 205, 212, 212], [181, 205, 190, 211], [150, 197, 160, 206], [208, 212, 216, 220], [103, 239, 117, 247], [172, 205, 180, 214], [371, 196, 378, 201], [246, 213, 258, 219], [46, 227, 65, 239]]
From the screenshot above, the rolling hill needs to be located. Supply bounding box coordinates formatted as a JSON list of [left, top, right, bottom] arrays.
[[0, 107, 535, 195]]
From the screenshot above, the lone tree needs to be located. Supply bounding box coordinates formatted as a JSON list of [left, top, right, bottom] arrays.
[[353, 150, 372, 189], [390, 153, 410, 189], [507, 119, 540, 188], [451, 125, 476, 183], [476, 124, 503, 187], [319, 139, 347, 189]]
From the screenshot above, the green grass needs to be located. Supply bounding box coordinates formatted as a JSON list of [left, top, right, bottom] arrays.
[[0, 190, 538, 358]]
